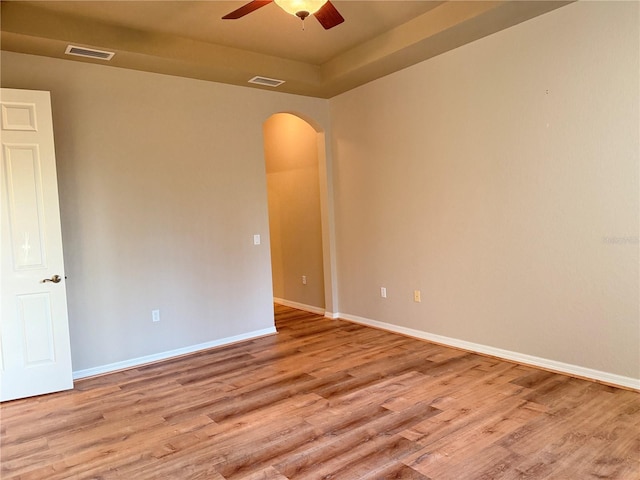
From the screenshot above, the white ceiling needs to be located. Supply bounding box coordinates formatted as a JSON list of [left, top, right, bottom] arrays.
[[1, 1, 572, 98]]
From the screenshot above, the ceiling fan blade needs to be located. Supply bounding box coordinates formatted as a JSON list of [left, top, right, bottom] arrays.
[[314, 1, 344, 30], [222, 0, 272, 20]]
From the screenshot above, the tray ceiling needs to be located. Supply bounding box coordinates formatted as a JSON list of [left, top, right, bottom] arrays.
[[1, 1, 572, 98]]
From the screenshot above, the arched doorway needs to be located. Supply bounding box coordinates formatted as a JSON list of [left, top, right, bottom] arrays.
[[263, 113, 336, 315]]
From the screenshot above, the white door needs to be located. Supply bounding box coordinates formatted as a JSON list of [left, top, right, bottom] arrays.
[[0, 88, 73, 402]]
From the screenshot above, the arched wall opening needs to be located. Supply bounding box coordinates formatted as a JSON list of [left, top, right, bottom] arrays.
[[263, 112, 337, 315]]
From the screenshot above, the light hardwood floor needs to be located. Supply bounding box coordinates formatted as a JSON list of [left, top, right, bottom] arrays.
[[1, 305, 639, 479]]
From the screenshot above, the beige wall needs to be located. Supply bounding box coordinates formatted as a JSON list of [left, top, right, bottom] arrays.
[[264, 114, 325, 309], [329, 1, 639, 380], [1, 51, 330, 372]]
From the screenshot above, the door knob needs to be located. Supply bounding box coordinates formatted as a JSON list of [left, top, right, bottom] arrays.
[[41, 275, 62, 284]]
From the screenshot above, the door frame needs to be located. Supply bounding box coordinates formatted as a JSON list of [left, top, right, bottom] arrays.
[[264, 112, 338, 317]]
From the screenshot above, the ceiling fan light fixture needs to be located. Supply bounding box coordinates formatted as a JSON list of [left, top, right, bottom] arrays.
[[274, 0, 327, 18]]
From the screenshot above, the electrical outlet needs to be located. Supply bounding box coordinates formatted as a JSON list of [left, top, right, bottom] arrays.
[[414, 290, 421, 303], [302, 275, 307, 285], [380, 287, 387, 298], [152, 309, 160, 322]]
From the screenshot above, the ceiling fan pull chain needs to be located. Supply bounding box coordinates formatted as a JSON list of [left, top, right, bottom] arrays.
[[295, 10, 310, 31]]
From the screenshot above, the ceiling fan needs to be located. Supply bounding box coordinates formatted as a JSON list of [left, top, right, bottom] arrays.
[[222, 0, 345, 30]]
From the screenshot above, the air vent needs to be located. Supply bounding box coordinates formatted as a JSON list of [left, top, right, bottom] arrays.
[[248, 76, 285, 88], [65, 45, 115, 61]]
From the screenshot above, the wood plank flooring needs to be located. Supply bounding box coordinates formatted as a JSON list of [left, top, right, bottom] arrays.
[[1, 305, 639, 479]]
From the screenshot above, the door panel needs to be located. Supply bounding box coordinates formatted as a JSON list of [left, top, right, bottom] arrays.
[[4, 144, 47, 269], [1, 88, 73, 402], [18, 293, 55, 366], [1, 101, 38, 131]]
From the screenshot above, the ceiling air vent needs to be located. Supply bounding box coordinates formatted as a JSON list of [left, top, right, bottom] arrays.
[[65, 45, 115, 61], [248, 76, 285, 88]]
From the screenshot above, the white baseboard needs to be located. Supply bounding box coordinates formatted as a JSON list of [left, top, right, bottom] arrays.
[[72, 327, 277, 380], [274, 297, 325, 315], [339, 312, 640, 391]]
